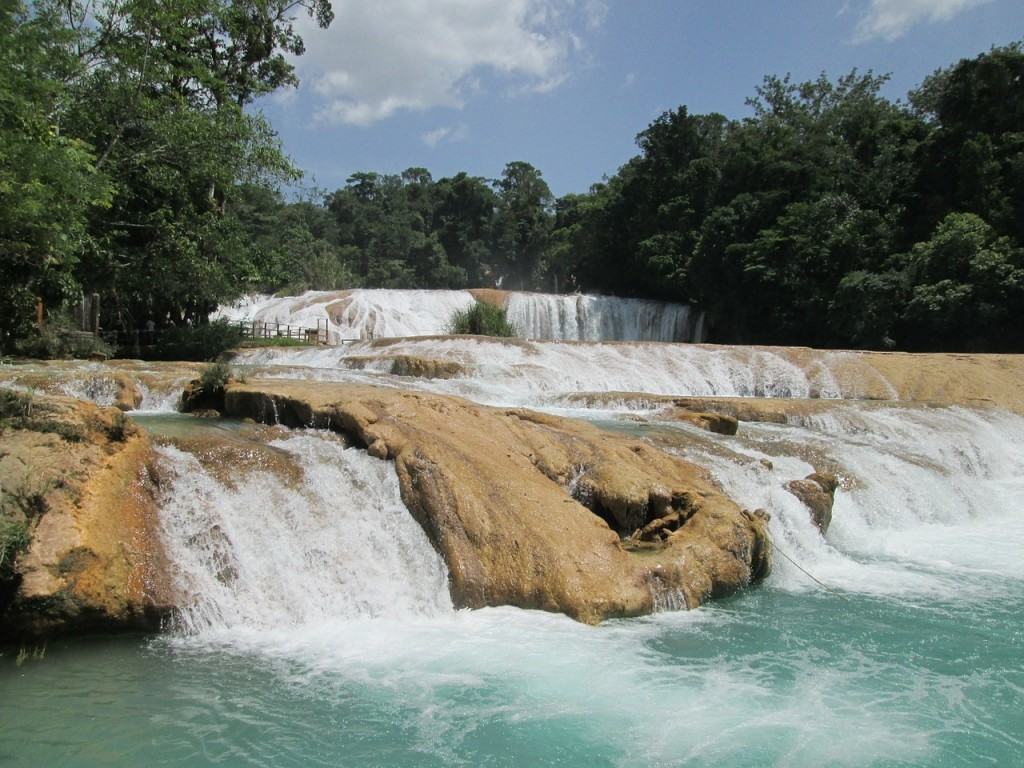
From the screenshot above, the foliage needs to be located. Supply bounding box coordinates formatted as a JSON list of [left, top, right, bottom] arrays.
[[0, 2, 112, 352], [549, 43, 1024, 351], [898, 213, 1023, 350], [0, 389, 34, 421], [148, 321, 244, 362], [0, 389, 84, 442], [493, 162, 554, 290], [447, 302, 518, 337], [0, 0, 332, 350], [199, 361, 233, 392], [240, 336, 311, 348], [12, 320, 113, 360], [0, 516, 29, 576], [1, 8, 1021, 355]]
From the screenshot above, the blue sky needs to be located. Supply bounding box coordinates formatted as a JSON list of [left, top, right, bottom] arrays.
[[259, 0, 1023, 197]]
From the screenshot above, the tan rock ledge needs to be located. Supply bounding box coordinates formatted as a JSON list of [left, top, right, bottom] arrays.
[[216, 380, 772, 624], [0, 391, 173, 638]]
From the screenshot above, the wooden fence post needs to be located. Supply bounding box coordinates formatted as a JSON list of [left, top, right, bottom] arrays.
[[90, 293, 101, 335]]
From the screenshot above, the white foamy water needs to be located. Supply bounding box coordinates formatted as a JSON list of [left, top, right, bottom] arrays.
[[134, 362, 1023, 766], [155, 433, 452, 633], [0, 361, 193, 413], [135, 380, 187, 412], [506, 292, 703, 342], [215, 289, 476, 341], [234, 337, 871, 406], [57, 376, 120, 406], [164, 603, 934, 768], [216, 289, 704, 342], [658, 405, 1024, 602]]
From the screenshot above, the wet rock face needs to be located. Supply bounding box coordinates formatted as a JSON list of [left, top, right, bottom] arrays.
[[663, 409, 739, 435], [222, 380, 773, 624], [0, 392, 173, 638], [343, 355, 468, 380], [786, 472, 839, 534], [180, 379, 226, 414]]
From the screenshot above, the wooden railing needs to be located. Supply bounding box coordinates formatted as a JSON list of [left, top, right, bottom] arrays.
[[234, 319, 331, 345], [89, 320, 364, 358]]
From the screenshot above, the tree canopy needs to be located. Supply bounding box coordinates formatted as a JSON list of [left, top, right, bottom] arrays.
[[1, 20, 1021, 353], [0, 0, 330, 349]]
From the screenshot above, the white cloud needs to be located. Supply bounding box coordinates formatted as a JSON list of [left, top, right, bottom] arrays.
[[852, 0, 992, 42], [294, 0, 608, 127], [421, 123, 469, 147]]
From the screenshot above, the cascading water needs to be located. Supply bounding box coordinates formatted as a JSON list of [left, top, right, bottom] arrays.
[[5, 347, 1022, 765], [213, 289, 477, 341], [647, 404, 1024, 601], [57, 376, 120, 406], [155, 432, 452, 633], [215, 289, 704, 342], [234, 336, 882, 407], [506, 292, 703, 342]]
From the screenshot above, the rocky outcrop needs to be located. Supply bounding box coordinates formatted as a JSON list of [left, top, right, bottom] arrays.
[[343, 355, 468, 380], [793, 349, 1024, 413], [0, 391, 173, 637], [0, 360, 201, 412], [221, 380, 772, 623], [468, 288, 510, 309], [661, 408, 739, 435], [179, 375, 232, 414], [103, 373, 145, 410], [786, 473, 838, 534]]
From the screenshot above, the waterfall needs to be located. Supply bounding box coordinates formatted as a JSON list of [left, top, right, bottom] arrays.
[[659, 404, 1024, 600], [506, 293, 702, 342], [225, 337, 1024, 606], [155, 432, 452, 633], [215, 289, 703, 342], [235, 338, 880, 407], [213, 289, 477, 342]]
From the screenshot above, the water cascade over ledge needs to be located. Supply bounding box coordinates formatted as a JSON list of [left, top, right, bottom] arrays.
[[155, 431, 452, 633], [4, 350, 1024, 765], [214, 289, 704, 343], [504, 292, 703, 342], [143, 390, 1024, 764]]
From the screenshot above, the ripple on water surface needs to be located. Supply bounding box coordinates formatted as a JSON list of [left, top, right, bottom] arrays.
[[3, 587, 1022, 767]]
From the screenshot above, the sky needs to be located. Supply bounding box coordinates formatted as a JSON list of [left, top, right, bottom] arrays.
[[259, 0, 1024, 198]]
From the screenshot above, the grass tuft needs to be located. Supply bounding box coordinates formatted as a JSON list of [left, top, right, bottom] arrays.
[[447, 301, 518, 337]]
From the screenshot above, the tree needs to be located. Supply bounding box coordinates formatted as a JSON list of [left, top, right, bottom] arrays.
[[0, 1, 111, 350], [433, 172, 498, 287], [899, 213, 1023, 351], [493, 161, 553, 290], [55, 0, 333, 328], [910, 43, 1024, 245]]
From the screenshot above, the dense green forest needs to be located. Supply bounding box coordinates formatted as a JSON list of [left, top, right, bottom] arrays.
[[1, 0, 1021, 352]]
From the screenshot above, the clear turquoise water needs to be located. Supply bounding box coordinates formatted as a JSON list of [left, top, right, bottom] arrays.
[[4, 406, 1023, 767], [2, 584, 1021, 767]]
